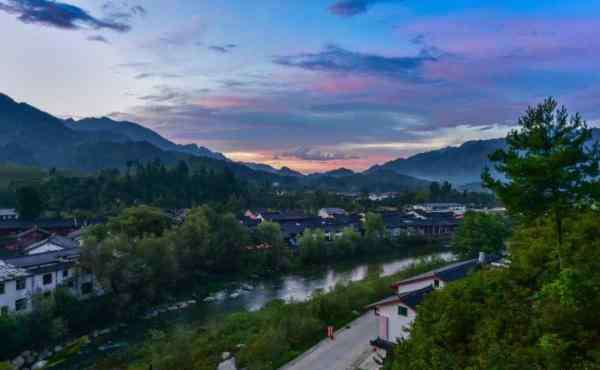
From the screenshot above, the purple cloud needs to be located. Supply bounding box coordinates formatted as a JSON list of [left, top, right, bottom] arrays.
[[208, 44, 237, 53], [329, 0, 400, 17], [274, 44, 437, 81], [0, 0, 130, 31]]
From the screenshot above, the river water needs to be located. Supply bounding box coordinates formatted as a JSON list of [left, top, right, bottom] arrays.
[[56, 249, 453, 369]]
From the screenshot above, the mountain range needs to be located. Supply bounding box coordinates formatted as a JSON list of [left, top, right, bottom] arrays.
[[2, 92, 598, 189], [0, 93, 429, 192], [370, 129, 600, 184]]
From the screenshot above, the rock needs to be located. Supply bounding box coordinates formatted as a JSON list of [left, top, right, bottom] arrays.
[[222, 352, 231, 360], [236, 344, 246, 349], [54, 345, 63, 353], [187, 299, 197, 304], [12, 356, 25, 369], [98, 328, 111, 336], [39, 350, 51, 361], [217, 358, 237, 370], [32, 360, 48, 369]]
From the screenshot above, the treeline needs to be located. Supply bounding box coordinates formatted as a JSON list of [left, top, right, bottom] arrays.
[[6, 158, 498, 220], [13, 159, 248, 219], [81, 207, 434, 317], [386, 98, 600, 370]]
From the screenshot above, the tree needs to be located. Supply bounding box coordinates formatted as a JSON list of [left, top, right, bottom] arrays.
[[106, 205, 172, 239], [334, 226, 361, 257], [483, 98, 599, 267], [451, 211, 510, 259], [363, 212, 385, 240], [298, 229, 327, 263], [15, 185, 44, 220], [256, 221, 290, 271]]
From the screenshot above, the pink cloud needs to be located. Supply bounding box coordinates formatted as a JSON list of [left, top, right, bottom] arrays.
[[312, 75, 377, 94]]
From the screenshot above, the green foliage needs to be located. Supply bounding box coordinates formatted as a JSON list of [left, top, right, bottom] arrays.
[[451, 211, 511, 258], [15, 185, 44, 220], [483, 98, 600, 251], [125, 258, 447, 370], [298, 228, 328, 264], [105, 205, 173, 239], [389, 99, 600, 370], [364, 212, 385, 240], [0, 290, 116, 360]]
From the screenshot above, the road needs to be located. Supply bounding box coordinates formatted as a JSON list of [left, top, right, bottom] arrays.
[[279, 313, 379, 370]]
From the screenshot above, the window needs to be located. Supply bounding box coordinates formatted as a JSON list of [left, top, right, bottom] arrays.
[[1, 306, 8, 316], [0, 282, 5, 295], [43, 273, 53, 285], [434, 279, 440, 288], [62, 269, 69, 278], [16, 278, 26, 290], [81, 282, 93, 295], [398, 305, 408, 316], [15, 298, 27, 311]]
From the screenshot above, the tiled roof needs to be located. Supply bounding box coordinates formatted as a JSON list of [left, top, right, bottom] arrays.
[[398, 285, 435, 309], [23, 235, 79, 253], [391, 259, 479, 287], [366, 285, 435, 310], [4, 248, 81, 269]]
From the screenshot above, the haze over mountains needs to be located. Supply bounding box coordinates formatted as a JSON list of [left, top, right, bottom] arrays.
[[1, 92, 598, 188]]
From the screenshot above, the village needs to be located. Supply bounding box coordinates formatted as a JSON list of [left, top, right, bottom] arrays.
[[0, 200, 510, 370]]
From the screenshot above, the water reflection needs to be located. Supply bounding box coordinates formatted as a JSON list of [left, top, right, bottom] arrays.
[[206, 251, 454, 312]]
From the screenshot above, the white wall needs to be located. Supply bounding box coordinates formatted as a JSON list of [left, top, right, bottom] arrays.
[[377, 303, 416, 343], [0, 266, 94, 315], [0, 276, 33, 312]]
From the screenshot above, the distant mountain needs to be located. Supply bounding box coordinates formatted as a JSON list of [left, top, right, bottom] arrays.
[[367, 138, 506, 185], [0, 92, 231, 172], [66, 117, 228, 161], [370, 129, 600, 185], [242, 163, 303, 177], [311, 168, 355, 178]]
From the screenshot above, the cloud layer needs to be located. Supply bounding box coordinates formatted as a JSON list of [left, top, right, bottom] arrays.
[[274, 44, 436, 81], [328, 0, 399, 17], [0, 0, 131, 31]]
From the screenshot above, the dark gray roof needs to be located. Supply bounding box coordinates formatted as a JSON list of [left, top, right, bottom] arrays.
[[366, 285, 435, 310], [398, 285, 435, 309], [23, 235, 79, 253], [4, 248, 81, 269], [392, 259, 479, 286]]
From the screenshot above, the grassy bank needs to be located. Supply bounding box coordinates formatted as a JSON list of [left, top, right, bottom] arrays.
[[93, 257, 448, 370]]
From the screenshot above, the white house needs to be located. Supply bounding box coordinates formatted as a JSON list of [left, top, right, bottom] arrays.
[[318, 208, 347, 219], [0, 208, 18, 221], [0, 261, 30, 314], [0, 248, 98, 315], [367, 258, 480, 346]]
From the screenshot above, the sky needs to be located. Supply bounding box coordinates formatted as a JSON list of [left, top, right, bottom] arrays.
[[2, 0, 600, 173]]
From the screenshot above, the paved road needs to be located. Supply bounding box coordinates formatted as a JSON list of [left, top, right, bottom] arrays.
[[279, 313, 378, 370]]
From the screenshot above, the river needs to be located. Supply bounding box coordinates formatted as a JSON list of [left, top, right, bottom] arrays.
[[55, 248, 453, 369]]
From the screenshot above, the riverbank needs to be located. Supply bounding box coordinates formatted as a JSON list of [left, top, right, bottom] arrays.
[[3, 247, 450, 370], [90, 256, 450, 370]]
